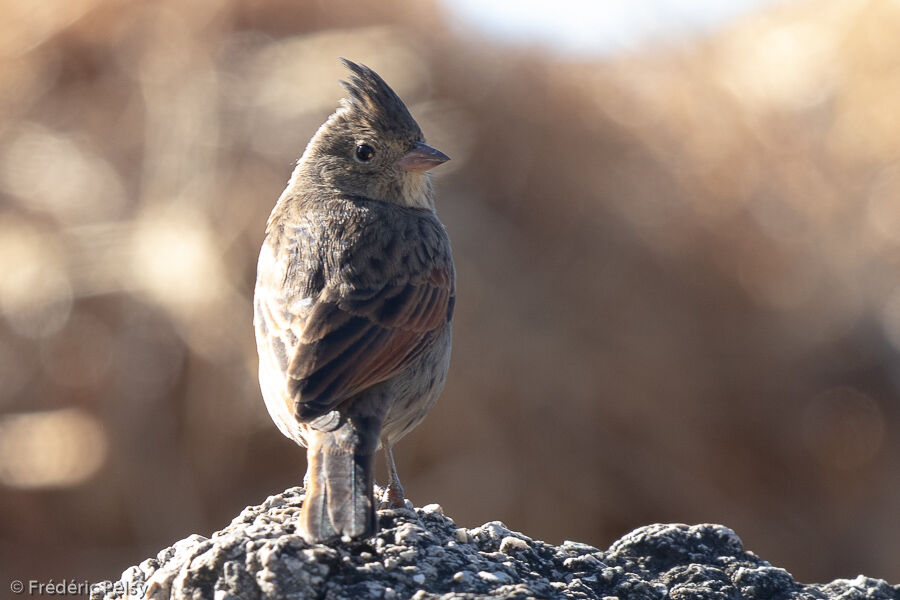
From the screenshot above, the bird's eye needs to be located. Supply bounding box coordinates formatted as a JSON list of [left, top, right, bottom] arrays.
[[354, 144, 375, 162]]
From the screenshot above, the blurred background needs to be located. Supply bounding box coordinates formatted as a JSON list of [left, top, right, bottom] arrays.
[[1, 0, 899, 587]]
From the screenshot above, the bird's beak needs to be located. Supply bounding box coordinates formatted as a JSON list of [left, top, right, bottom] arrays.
[[396, 141, 450, 172]]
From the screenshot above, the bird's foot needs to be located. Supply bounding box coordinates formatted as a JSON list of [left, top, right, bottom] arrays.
[[379, 482, 406, 509]]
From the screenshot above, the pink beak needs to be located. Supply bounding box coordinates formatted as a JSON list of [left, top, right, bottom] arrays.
[[396, 141, 450, 172]]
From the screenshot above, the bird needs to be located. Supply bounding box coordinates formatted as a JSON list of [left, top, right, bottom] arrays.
[[253, 59, 454, 543]]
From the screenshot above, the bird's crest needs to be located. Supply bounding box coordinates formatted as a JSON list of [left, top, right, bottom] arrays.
[[338, 58, 423, 139]]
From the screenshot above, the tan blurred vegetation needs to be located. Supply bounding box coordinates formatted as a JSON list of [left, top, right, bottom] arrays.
[[1, 0, 898, 585]]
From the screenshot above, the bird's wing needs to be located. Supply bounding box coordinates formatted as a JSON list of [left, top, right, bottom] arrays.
[[286, 259, 454, 421]]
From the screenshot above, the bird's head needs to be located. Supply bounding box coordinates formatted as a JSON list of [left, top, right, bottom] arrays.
[[296, 59, 449, 209]]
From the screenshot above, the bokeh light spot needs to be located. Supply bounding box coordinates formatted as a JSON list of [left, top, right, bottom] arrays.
[[802, 387, 886, 472], [0, 408, 108, 489], [0, 216, 73, 338]]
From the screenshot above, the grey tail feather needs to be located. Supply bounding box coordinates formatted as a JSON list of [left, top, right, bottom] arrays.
[[300, 436, 376, 543], [325, 449, 376, 539], [299, 452, 336, 542]]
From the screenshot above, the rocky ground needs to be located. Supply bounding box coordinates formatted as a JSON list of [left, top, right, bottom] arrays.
[[91, 487, 899, 600]]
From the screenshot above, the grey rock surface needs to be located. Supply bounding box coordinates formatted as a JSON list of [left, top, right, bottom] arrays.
[[91, 487, 899, 600]]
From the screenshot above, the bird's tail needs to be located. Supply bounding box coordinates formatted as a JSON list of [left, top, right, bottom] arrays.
[[300, 423, 378, 543]]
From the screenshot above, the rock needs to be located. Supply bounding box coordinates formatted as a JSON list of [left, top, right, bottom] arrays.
[[91, 487, 899, 600]]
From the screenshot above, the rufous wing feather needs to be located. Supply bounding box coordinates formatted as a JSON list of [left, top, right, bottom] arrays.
[[288, 264, 454, 421]]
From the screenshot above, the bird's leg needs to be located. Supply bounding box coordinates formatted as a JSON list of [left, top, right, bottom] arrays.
[[380, 444, 406, 509]]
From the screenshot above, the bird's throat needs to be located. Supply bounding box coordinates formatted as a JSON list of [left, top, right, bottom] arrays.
[[398, 173, 434, 210]]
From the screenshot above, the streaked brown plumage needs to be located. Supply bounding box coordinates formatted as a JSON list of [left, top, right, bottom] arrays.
[[254, 59, 454, 543]]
